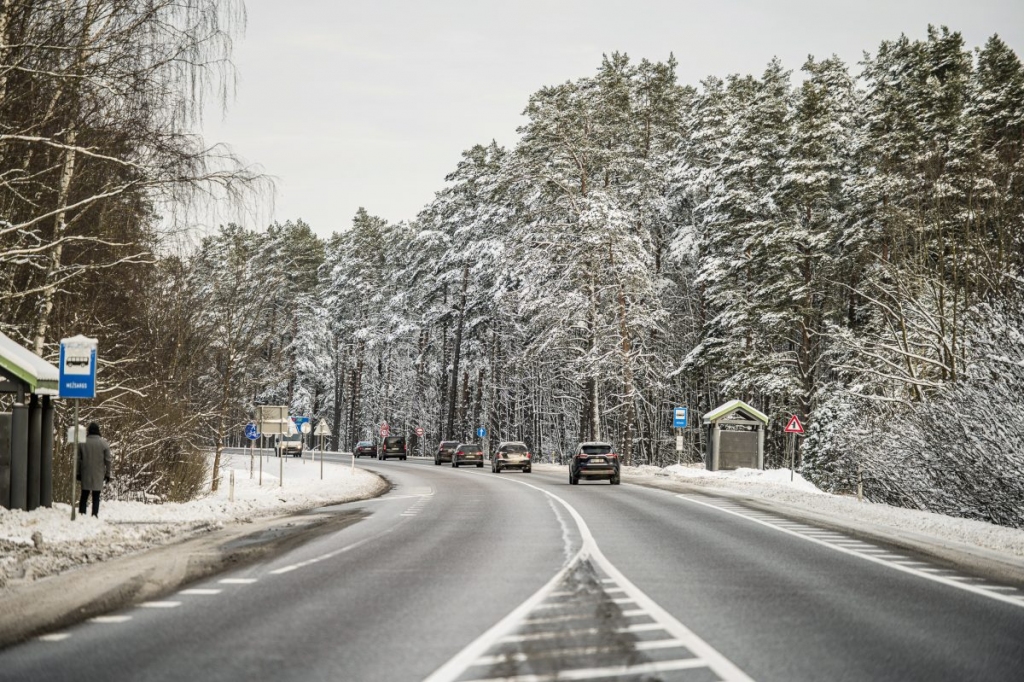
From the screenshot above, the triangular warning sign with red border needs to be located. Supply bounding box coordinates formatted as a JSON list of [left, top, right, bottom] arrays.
[[784, 415, 804, 434]]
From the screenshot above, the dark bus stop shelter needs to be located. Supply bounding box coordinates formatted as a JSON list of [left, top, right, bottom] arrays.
[[0, 332, 60, 511]]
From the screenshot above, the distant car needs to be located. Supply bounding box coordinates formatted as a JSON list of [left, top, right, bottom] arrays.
[[569, 441, 619, 485], [275, 433, 304, 458], [452, 443, 484, 468], [436, 440, 459, 465], [492, 441, 532, 474], [354, 440, 376, 458], [379, 435, 407, 461]]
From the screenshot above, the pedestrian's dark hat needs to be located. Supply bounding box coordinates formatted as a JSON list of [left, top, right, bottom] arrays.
[[87, 422, 100, 436]]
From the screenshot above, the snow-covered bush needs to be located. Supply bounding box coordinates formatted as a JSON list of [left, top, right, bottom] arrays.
[[805, 297, 1024, 528]]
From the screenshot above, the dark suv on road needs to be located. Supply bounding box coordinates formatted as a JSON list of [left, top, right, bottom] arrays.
[[492, 441, 532, 474], [354, 440, 375, 458], [436, 440, 459, 465], [569, 441, 619, 485], [379, 435, 407, 461], [452, 443, 484, 468]]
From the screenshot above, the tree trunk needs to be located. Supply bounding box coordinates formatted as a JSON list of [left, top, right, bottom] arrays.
[[446, 264, 469, 439]]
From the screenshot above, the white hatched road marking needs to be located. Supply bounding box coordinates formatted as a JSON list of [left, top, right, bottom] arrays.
[[677, 494, 1024, 608], [497, 622, 664, 644], [139, 601, 180, 609], [423, 477, 753, 682], [219, 578, 257, 584], [38, 633, 71, 642], [458, 658, 709, 682]]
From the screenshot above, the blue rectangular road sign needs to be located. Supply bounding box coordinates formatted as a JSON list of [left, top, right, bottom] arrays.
[[673, 407, 688, 428], [59, 338, 97, 399]]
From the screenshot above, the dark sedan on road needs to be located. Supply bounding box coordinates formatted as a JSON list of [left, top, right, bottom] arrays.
[[354, 440, 375, 458], [435, 440, 459, 465], [452, 443, 484, 468], [492, 441, 532, 473], [569, 441, 620, 485]]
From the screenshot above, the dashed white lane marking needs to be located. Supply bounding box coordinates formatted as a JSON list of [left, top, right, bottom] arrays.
[[677, 494, 1024, 609], [179, 589, 221, 595], [38, 633, 71, 642], [89, 615, 132, 624], [139, 601, 181, 609], [219, 578, 257, 584]]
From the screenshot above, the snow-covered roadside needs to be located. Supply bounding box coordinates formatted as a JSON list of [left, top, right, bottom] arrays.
[[623, 463, 1024, 560], [0, 453, 382, 592]]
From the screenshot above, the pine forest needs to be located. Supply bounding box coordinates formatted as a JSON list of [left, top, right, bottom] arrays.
[[1, 8, 1023, 528]]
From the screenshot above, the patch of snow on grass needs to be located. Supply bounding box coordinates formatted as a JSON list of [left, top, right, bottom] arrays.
[[0, 453, 381, 591]]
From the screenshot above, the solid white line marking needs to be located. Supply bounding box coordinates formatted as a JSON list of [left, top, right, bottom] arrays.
[[39, 633, 70, 642], [140, 601, 180, 608], [600, 578, 616, 584], [179, 589, 222, 595], [459, 658, 708, 682], [219, 578, 257, 584], [677, 494, 1024, 609], [89, 615, 132, 624]]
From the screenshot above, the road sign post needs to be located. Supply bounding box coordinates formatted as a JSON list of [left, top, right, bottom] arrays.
[[60, 335, 97, 521], [244, 422, 259, 480], [672, 407, 688, 466], [784, 415, 805, 481], [314, 420, 331, 480], [415, 426, 424, 458]]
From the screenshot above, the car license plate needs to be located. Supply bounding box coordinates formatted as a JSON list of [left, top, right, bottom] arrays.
[[467, 454, 477, 458], [590, 457, 605, 463]]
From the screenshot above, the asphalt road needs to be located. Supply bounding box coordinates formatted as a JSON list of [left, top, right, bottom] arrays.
[[1, 456, 1023, 682]]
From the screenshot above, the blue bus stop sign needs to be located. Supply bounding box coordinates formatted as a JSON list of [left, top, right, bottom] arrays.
[[476, 426, 487, 438], [673, 407, 688, 428], [59, 335, 98, 399], [244, 422, 260, 441]]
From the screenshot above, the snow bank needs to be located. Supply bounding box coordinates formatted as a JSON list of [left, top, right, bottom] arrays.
[[625, 463, 1024, 560], [0, 453, 382, 591]]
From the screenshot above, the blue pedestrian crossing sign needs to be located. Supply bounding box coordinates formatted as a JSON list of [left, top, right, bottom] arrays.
[[673, 407, 688, 428], [244, 422, 260, 441], [476, 426, 487, 438]]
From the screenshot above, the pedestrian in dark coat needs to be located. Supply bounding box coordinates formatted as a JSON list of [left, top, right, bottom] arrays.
[[77, 422, 112, 517]]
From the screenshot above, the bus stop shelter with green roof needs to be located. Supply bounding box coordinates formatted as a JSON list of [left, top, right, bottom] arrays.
[[702, 399, 769, 471], [0, 332, 60, 511]]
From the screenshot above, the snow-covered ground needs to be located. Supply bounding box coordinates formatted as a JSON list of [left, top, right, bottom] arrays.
[[3, 457, 1023, 595], [625, 463, 1024, 560], [0, 452, 382, 592]]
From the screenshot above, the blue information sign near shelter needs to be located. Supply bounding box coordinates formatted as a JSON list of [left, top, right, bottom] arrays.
[[291, 416, 310, 434], [673, 407, 688, 428], [244, 422, 260, 441], [58, 335, 97, 399], [476, 426, 487, 438]]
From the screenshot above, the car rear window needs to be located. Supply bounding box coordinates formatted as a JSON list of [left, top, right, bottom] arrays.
[[440, 441, 458, 449], [385, 436, 404, 445], [503, 444, 527, 452], [460, 444, 482, 452], [581, 444, 612, 455]]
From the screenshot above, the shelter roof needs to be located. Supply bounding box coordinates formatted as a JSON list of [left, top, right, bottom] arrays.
[[702, 399, 768, 425], [0, 332, 60, 396]]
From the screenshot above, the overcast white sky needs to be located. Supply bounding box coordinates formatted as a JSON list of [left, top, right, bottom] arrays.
[[201, 0, 1024, 238]]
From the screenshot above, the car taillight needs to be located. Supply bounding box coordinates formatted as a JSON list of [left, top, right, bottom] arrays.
[[525, 452, 532, 459], [609, 453, 618, 458], [577, 452, 586, 459]]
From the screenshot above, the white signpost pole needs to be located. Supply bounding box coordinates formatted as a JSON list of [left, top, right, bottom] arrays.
[[70, 400, 79, 520]]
